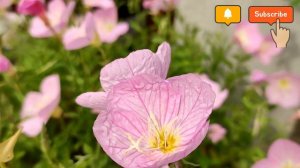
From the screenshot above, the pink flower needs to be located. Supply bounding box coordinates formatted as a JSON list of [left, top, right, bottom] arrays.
[[250, 69, 267, 83], [76, 42, 171, 112], [93, 7, 129, 43], [83, 0, 114, 8], [93, 74, 215, 167], [254, 36, 282, 65], [29, 0, 75, 38], [19, 74, 60, 137], [0, 54, 11, 73], [252, 139, 300, 168], [265, 72, 300, 109], [234, 21, 282, 65], [199, 74, 228, 109], [234, 21, 264, 54], [143, 0, 179, 14], [207, 123, 226, 144], [0, 0, 12, 9], [17, 0, 45, 16], [63, 13, 94, 50]]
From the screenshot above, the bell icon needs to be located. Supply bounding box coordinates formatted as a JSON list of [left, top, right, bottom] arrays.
[[224, 8, 232, 19]]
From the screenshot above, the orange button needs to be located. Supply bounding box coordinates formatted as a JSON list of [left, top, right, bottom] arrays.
[[249, 6, 294, 25], [215, 5, 241, 26]]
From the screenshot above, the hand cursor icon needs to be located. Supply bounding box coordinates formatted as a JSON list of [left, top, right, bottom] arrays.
[[270, 19, 290, 48]]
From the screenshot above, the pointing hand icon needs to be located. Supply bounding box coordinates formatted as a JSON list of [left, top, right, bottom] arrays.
[[270, 19, 290, 48]]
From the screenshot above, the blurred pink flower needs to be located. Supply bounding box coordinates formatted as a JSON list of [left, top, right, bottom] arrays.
[[29, 0, 75, 38], [93, 74, 215, 167], [250, 69, 267, 83], [234, 21, 264, 54], [234, 21, 282, 65], [93, 7, 129, 43], [252, 139, 300, 168], [83, 0, 114, 8], [265, 72, 300, 109], [19, 74, 60, 137], [76, 42, 171, 112], [199, 74, 228, 109], [143, 0, 179, 14], [63, 13, 94, 50], [0, 0, 12, 9], [207, 123, 226, 144], [0, 54, 11, 73], [254, 36, 282, 65], [17, 0, 45, 16]]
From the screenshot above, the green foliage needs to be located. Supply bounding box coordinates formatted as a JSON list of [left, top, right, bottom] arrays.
[[0, 1, 280, 167]]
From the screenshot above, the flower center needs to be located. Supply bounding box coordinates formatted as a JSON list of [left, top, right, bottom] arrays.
[[279, 79, 290, 89], [282, 161, 300, 168], [149, 128, 178, 153]]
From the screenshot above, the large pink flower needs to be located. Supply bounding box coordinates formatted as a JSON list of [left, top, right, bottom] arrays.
[[143, 0, 179, 14], [199, 74, 228, 109], [0, 54, 12, 73], [19, 74, 60, 137], [252, 139, 300, 168], [93, 7, 129, 43], [63, 13, 94, 50], [76, 42, 171, 113], [234, 21, 282, 65], [29, 0, 75, 38], [17, 0, 45, 16], [265, 72, 300, 109], [83, 0, 114, 8], [207, 123, 226, 144], [93, 74, 215, 167]]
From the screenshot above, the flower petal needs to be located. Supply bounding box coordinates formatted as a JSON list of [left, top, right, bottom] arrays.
[[76, 92, 107, 113], [156, 42, 171, 79], [268, 139, 300, 164], [100, 47, 166, 91], [19, 117, 44, 137]]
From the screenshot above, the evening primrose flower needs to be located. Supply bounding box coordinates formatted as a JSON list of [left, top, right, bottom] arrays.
[[265, 72, 300, 109], [207, 123, 226, 144], [29, 0, 75, 38], [93, 74, 215, 167], [17, 0, 45, 16], [252, 139, 300, 168], [19, 75, 60, 137], [234, 21, 282, 65], [63, 13, 94, 50], [199, 74, 228, 109], [93, 7, 129, 43], [76, 42, 171, 113]]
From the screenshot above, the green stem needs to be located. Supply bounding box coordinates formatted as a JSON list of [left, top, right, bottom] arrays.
[[40, 129, 56, 168]]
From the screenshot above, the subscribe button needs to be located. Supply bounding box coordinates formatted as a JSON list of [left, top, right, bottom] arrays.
[[249, 6, 294, 25]]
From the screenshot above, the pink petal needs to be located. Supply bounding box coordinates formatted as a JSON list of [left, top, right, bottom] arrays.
[[101, 22, 129, 43], [76, 92, 107, 113], [199, 74, 228, 109], [208, 123, 227, 144], [94, 74, 215, 167], [100, 44, 169, 91], [250, 70, 267, 83], [20, 91, 44, 119], [17, 0, 45, 16], [0, 55, 12, 73], [0, 0, 12, 9], [268, 139, 300, 164], [252, 159, 280, 168], [29, 17, 52, 38], [38, 74, 61, 122], [254, 36, 283, 65], [156, 42, 171, 79], [83, 0, 115, 8], [63, 13, 94, 50], [19, 117, 44, 137], [234, 21, 264, 54]]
